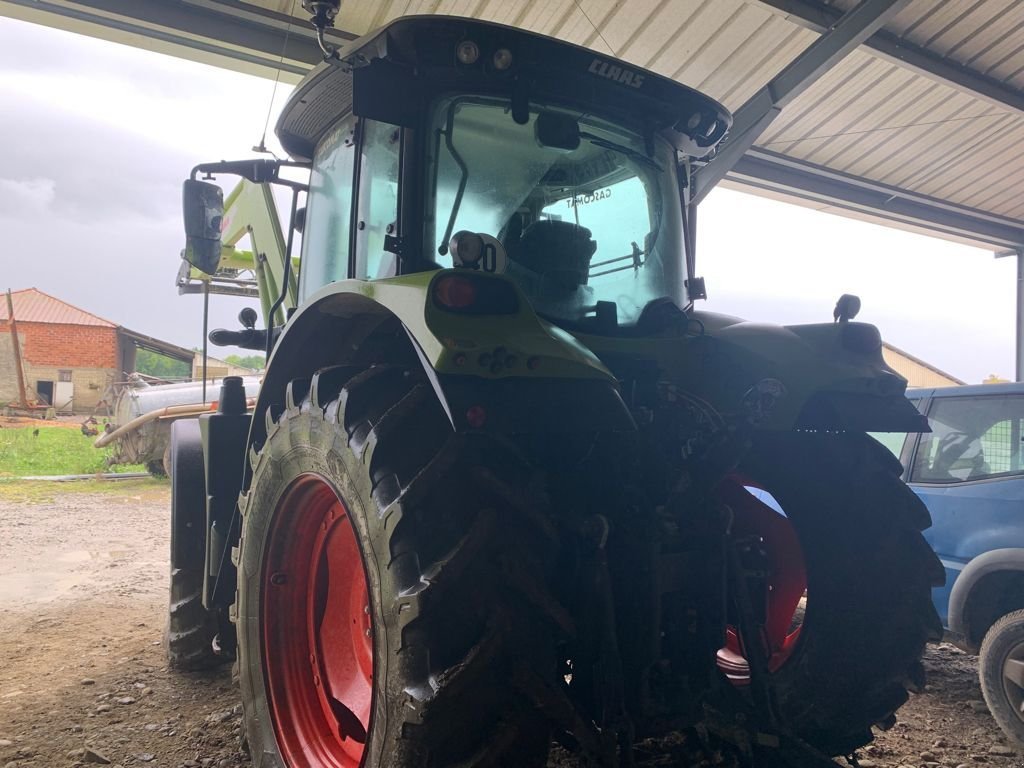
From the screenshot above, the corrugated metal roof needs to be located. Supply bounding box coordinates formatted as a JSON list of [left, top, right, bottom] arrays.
[[0, 288, 116, 327], [302, 0, 1024, 244], [6, 0, 1023, 249]]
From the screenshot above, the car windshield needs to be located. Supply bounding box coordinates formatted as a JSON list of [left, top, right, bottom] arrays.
[[426, 96, 686, 328]]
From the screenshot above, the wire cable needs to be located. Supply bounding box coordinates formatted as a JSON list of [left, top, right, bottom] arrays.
[[763, 111, 1007, 148], [573, 0, 616, 55]]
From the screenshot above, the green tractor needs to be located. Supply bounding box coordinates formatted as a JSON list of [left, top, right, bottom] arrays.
[[171, 9, 942, 767]]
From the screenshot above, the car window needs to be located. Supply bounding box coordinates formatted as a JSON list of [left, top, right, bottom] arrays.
[[867, 398, 921, 465], [911, 395, 1024, 483], [869, 431, 908, 460]]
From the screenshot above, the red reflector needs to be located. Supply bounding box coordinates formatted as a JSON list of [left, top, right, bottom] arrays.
[[433, 276, 477, 310], [466, 405, 487, 429]]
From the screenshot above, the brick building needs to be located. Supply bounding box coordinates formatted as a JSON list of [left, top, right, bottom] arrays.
[[1, 288, 192, 414]]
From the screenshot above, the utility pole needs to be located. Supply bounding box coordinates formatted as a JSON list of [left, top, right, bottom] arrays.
[[5, 289, 29, 408]]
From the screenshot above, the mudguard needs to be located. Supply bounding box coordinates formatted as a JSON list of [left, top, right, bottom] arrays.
[[678, 312, 928, 433], [169, 419, 206, 569], [948, 548, 1024, 649], [241, 271, 634, 482]]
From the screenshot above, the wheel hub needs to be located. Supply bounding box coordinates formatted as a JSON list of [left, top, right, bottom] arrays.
[[1001, 643, 1024, 720], [262, 474, 373, 767], [715, 477, 807, 685]]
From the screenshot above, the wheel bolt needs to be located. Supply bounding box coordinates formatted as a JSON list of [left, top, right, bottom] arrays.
[[271, 572, 287, 586], [364, 604, 370, 614], [365, 628, 372, 638]]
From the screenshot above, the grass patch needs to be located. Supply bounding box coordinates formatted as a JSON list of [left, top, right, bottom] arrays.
[[0, 424, 146, 477], [0, 477, 167, 504]]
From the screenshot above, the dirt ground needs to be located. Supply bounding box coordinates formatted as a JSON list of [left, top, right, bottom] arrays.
[[0, 481, 245, 768], [0, 482, 1019, 768]]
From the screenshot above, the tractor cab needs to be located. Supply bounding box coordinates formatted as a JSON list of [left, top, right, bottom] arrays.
[[274, 15, 731, 331]]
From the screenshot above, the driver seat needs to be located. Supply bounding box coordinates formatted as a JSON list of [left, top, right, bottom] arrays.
[[506, 219, 597, 289]]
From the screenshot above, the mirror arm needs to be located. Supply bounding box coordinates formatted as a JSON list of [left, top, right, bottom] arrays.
[[190, 159, 310, 191]]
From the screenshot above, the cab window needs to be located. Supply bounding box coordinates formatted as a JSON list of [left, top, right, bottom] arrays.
[[355, 120, 401, 280], [298, 116, 357, 300]]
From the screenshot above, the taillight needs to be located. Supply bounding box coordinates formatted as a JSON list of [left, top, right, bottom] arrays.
[[433, 275, 477, 310], [431, 274, 519, 315]]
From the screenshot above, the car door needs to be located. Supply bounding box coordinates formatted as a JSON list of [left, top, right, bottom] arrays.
[[910, 392, 1024, 628]]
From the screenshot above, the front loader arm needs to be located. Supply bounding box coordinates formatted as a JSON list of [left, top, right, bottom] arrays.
[[219, 180, 298, 326]]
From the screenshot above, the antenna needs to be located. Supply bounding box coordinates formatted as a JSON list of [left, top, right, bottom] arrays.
[[253, 0, 299, 155]]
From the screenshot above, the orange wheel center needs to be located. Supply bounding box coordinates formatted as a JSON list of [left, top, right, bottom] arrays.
[[262, 474, 373, 767]]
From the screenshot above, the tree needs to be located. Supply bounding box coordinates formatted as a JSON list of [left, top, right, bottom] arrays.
[[224, 354, 265, 371], [136, 349, 190, 380]]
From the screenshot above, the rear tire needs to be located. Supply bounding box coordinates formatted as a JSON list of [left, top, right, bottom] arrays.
[[236, 366, 567, 767], [979, 609, 1024, 748], [736, 431, 943, 755], [166, 419, 222, 671]]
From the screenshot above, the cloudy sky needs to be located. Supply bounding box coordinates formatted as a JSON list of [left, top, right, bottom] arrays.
[[0, 14, 1016, 383], [0, 15, 292, 360]]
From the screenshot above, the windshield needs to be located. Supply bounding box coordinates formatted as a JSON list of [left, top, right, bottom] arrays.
[[426, 97, 686, 328]]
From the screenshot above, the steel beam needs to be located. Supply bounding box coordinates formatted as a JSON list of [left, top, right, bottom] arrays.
[[0, 0, 355, 80], [758, 0, 1024, 116], [692, 0, 910, 204], [997, 248, 1024, 382], [1018, 251, 1024, 382], [728, 147, 1024, 251]]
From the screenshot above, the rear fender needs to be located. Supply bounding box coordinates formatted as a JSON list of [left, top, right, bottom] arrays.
[[243, 274, 633, 485], [683, 313, 929, 433]]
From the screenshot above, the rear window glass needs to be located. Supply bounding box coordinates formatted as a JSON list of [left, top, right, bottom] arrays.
[[911, 395, 1024, 483]]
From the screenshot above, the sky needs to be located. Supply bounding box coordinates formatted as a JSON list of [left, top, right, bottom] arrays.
[[0, 16, 293, 361], [0, 14, 1016, 383]]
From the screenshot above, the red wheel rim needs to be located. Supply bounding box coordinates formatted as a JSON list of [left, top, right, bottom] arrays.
[[262, 474, 373, 767], [715, 475, 807, 685]]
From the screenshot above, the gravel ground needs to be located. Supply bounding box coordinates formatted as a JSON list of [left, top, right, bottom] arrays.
[[0, 481, 245, 768], [0, 480, 1019, 768]]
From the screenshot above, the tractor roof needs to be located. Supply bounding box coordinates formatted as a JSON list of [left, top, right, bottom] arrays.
[[277, 15, 732, 163]]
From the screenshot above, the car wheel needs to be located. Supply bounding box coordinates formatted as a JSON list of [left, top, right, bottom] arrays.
[[979, 608, 1024, 748]]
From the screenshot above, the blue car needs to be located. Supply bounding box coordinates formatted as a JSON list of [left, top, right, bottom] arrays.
[[874, 382, 1024, 745]]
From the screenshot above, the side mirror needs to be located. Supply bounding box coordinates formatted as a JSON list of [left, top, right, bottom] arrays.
[[182, 179, 224, 274]]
